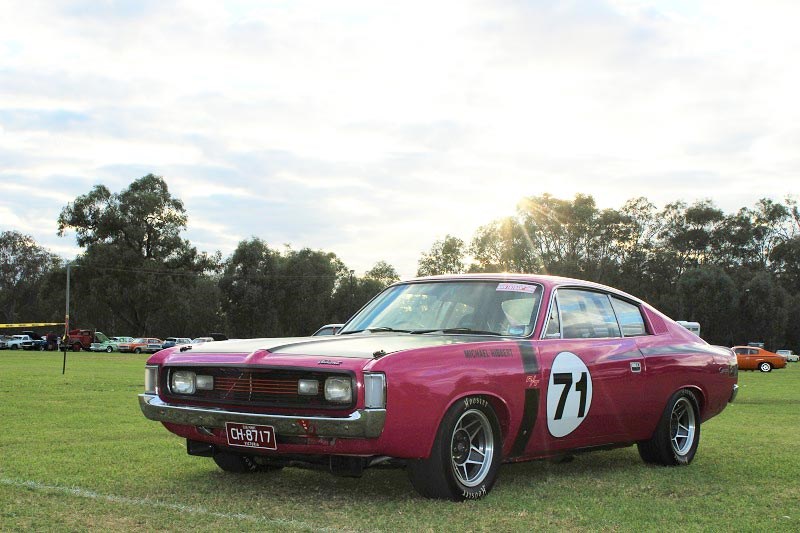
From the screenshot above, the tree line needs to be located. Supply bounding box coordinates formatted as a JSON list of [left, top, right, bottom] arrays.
[[0, 175, 398, 339], [1, 176, 798, 351], [417, 193, 800, 351]]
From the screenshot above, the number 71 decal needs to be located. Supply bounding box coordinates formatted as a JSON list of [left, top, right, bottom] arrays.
[[546, 351, 593, 437]]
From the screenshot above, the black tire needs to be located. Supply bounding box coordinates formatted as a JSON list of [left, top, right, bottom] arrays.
[[38, 344, 45, 351], [106, 346, 113, 353], [759, 362, 772, 373], [134, 347, 142, 354], [213, 451, 259, 473], [407, 396, 502, 501], [638, 389, 700, 466], [72, 343, 81, 352]]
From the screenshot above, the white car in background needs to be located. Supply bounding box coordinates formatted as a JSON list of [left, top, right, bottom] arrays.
[[6, 335, 31, 350], [776, 350, 798, 362]]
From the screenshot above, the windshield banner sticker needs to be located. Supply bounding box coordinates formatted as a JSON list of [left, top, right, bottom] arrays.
[[496, 283, 537, 293]]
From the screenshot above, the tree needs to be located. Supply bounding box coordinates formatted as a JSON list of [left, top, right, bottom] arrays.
[[0, 231, 61, 323], [364, 261, 400, 287], [218, 239, 284, 338], [738, 272, 789, 350], [56, 174, 214, 335], [469, 217, 539, 273], [677, 266, 739, 346], [417, 235, 466, 276]]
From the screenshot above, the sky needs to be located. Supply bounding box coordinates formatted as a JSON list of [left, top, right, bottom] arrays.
[[1, 0, 799, 279]]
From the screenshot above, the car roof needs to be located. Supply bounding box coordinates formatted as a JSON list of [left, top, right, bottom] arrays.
[[400, 274, 645, 303]]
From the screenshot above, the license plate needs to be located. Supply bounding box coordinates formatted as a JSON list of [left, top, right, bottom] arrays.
[[225, 422, 277, 450]]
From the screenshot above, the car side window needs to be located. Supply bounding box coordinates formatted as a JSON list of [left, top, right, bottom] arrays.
[[543, 297, 561, 338], [558, 289, 622, 339], [609, 296, 648, 336]]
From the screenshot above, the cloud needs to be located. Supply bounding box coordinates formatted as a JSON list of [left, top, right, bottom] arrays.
[[1, 0, 799, 280]]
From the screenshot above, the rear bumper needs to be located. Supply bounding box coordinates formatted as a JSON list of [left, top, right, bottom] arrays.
[[138, 394, 386, 439]]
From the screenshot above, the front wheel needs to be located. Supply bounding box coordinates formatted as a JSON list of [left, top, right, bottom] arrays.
[[638, 389, 700, 466], [106, 346, 113, 353], [759, 362, 772, 372], [407, 396, 502, 500]]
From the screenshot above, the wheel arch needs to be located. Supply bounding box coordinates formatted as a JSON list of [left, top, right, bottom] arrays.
[[680, 384, 705, 417], [435, 392, 511, 454]]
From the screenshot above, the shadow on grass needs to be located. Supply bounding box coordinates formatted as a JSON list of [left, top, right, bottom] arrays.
[[160, 446, 644, 504]]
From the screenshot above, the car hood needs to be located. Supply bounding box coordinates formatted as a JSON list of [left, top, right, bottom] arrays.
[[153, 333, 506, 366]]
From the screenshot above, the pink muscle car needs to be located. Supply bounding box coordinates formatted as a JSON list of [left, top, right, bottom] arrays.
[[139, 274, 738, 500]]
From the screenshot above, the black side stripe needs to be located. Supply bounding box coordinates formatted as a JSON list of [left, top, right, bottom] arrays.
[[511, 341, 541, 457], [518, 340, 539, 373], [510, 389, 539, 457]]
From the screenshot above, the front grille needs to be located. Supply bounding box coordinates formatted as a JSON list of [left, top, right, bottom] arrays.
[[162, 366, 355, 410]]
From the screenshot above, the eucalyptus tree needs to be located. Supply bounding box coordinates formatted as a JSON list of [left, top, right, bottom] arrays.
[[0, 231, 61, 323], [417, 235, 466, 276], [57, 174, 214, 336]]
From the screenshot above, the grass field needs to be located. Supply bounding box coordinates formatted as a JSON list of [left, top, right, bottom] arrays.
[[1, 350, 799, 531]]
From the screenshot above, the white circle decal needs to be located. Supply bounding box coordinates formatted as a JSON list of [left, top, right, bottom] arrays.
[[546, 351, 593, 438]]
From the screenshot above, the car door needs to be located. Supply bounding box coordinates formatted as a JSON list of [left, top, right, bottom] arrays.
[[536, 288, 645, 450]]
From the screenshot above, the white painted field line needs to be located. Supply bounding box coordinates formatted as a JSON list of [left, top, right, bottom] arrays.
[[0, 477, 344, 532]]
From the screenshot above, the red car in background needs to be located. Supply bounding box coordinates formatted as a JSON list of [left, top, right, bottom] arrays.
[[140, 274, 738, 500]]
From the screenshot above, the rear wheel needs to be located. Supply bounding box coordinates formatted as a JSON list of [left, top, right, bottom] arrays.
[[759, 362, 772, 372], [407, 396, 502, 500], [71, 343, 81, 352], [134, 347, 142, 354], [638, 389, 700, 466]]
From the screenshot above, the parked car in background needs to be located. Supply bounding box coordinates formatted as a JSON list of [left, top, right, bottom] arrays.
[[676, 321, 701, 337], [90, 335, 133, 353], [140, 274, 738, 501], [6, 335, 31, 350], [162, 337, 192, 349], [0, 335, 11, 349], [119, 338, 163, 354], [312, 323, 344, 336], [191, 337, 214, 344], [66, 329, 109, 351], [776, 350, 798, 362], [21, 331, 48, 351], [732, 346, 787, 372]]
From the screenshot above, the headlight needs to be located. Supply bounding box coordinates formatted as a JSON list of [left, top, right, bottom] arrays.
[[298, 379, 319, 395], [324, 377, 352, 403], [196, 374, 214, 391], [171, 370, 196, 394], [144, 366, 158, 394], [364, 373, 386, 408]]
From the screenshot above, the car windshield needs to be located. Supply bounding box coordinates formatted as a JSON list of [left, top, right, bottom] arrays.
[[340, 280, 542, 337]]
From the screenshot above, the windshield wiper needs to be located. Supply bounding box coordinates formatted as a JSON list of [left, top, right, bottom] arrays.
[[410, 328, 503, 336], [340, 327, 412, 335]]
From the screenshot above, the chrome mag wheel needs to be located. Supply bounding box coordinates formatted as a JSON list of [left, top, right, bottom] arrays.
[[670, 396, 696, 456], [450, 409, 494, 487]]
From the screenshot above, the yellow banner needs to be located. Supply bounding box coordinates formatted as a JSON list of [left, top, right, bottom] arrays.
[[0, 322, 65, 328]]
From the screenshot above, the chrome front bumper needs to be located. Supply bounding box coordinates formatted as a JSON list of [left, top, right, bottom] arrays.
[[138, 394, 386, 439]]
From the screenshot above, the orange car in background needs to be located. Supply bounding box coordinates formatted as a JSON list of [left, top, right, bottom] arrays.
[[119, 337, 164, 354], [732, 346, 787, 372]]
